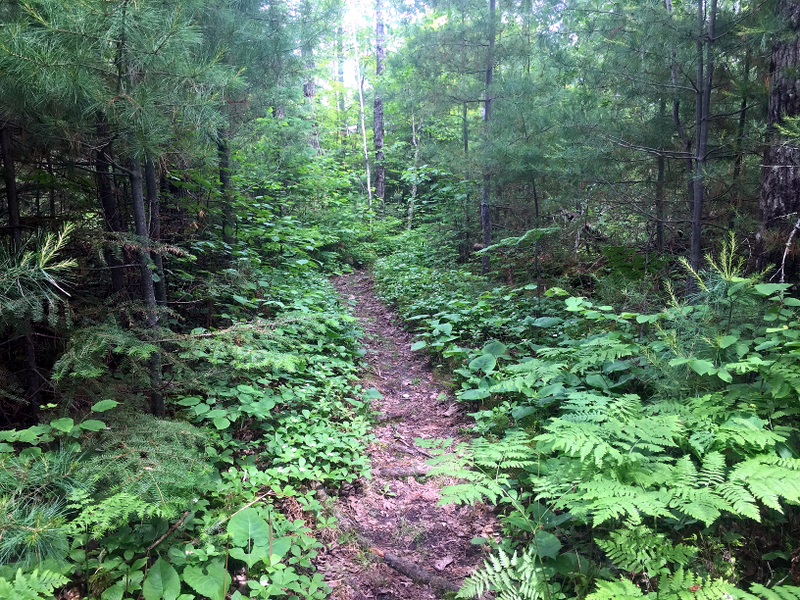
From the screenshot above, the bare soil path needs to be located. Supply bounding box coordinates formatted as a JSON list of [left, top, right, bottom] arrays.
[[317, 272, 498, 600]]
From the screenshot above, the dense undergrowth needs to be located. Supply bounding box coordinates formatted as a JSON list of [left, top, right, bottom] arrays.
[[374, 231, 800, 600], [0, 212, 389, 599]]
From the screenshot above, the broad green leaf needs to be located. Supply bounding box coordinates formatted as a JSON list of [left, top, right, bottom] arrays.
[[719, 335, 738, 349], [101, 582, 125, 600], [410, 340, 427, 351], [754, 283, 790, 296], [229, 545, 269, 568], [227, 508, 271, 547], [533, 530, 562, 559], [182, 560, 230, 600], [531, 316, 562, 328], [142, 558, 180, 600], [688, 359, 715, 376], [468, 354, 496, 374], [50, 418, 74, 433], [363, 388, 383, 400], [91, 399, 119, 413], [79, 419, 106, 431], [270, 536, 292, 559], [482, 341, 507, 357], [460, 388, 490, 400], [213, 416, 231, 430]]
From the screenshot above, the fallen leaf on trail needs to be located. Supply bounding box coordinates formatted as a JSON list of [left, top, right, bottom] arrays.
[[434, 556, 454, 571]]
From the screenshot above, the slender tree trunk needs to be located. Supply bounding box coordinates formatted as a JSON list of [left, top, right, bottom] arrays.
[[480, 0, 496, 275], [351, 23, 373, 216], [145, 158, 167, 306], [462, 102, 472, 262], [129, 157, 164, 417], [407, 109, 423, 230], [665, 0, 695, 240], [96, 120, 126, 295], [218, 130, 234, 249], [47, 158, 56, 219], [689, 0, 716, 280], [532, 177, 542, 296], [1, 125, 21, 251], [759, 0, 800, 279], [733, 50, 750, 184], [337, 26, 346, 143], [656, 99, 666, 253], [374, 0, 386, 211]]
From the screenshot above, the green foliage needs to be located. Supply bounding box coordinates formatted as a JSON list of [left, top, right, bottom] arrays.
[[0, 223, 76, 329], [381, 242, 800, 599], [0, 569, 70, 600], [458, 546, 565, 600]]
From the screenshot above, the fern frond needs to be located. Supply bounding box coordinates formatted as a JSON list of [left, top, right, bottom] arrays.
[[730, 455, 800, 512]]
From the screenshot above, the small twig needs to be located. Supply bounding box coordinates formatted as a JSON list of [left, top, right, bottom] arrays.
[[772, 215, 800, 283], [145, 510, 189, 554]]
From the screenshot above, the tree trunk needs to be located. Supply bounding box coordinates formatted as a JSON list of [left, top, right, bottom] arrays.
[[1, 125, 21, 251], [374, 0, 386, 210], [689, 0, 716, 280], [759, 0, 800, 279], [218, 130, 235, 249], [129, 156, 164, 417], [407, 110, 423, 230], [337, 26, 346, 143], [351, 22, 373, 215], [145, 158, 167, 306], [480, 0, 496, 275], [96, 119, 126, 295]]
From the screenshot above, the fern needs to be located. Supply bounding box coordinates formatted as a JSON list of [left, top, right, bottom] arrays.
[[596, 524, 696, 575], [429, 429, 538, 506], [588, 569, 800, 600], [0, 568, 70, 600], [458, 546, 557, 600]]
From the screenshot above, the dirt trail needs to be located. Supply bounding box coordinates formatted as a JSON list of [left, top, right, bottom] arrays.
[[317, 272, 498, 600]]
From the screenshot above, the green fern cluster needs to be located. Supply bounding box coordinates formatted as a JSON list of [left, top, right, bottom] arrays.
[[0, 568, 70, 600], [457, 547, 559, 600], [534, 391, 800, 527], [588, 569, 800, 600], [426, 429, 538, 506]]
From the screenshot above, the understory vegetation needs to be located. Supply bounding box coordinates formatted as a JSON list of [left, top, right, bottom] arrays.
[[4, 0, 800, 597], [374, 233, 800, 599]]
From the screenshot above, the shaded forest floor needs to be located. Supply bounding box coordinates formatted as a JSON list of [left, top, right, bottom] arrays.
[[316, 272, 498, 599]]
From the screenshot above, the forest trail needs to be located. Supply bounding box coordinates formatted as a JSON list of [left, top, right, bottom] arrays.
[[317, 272, 498, 600]]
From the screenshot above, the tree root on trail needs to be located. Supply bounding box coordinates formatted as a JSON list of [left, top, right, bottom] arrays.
[[316, 486, 460, 593], [378, 465, 430, 478], [371, 547, 461, 593]]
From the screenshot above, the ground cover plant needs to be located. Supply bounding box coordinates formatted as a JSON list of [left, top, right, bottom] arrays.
[[375, 232, 800, 599], [0, 227, 374, 599]]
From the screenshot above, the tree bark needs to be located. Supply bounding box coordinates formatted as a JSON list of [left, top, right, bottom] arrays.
[[374, 0, 386, 210], [129, 156, 164, 417], [218, 130, 235, 249], [480, 0, 496, 275], [337, 26, 346, 143], [351, 22, 373, 215], [145, 158, 167, 306], [689, 0, 716, 279], [1, 125, 21, 251], [759, 0, 800, 279], [407, 110, 423, 230], [96, 119, 126, 295]]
